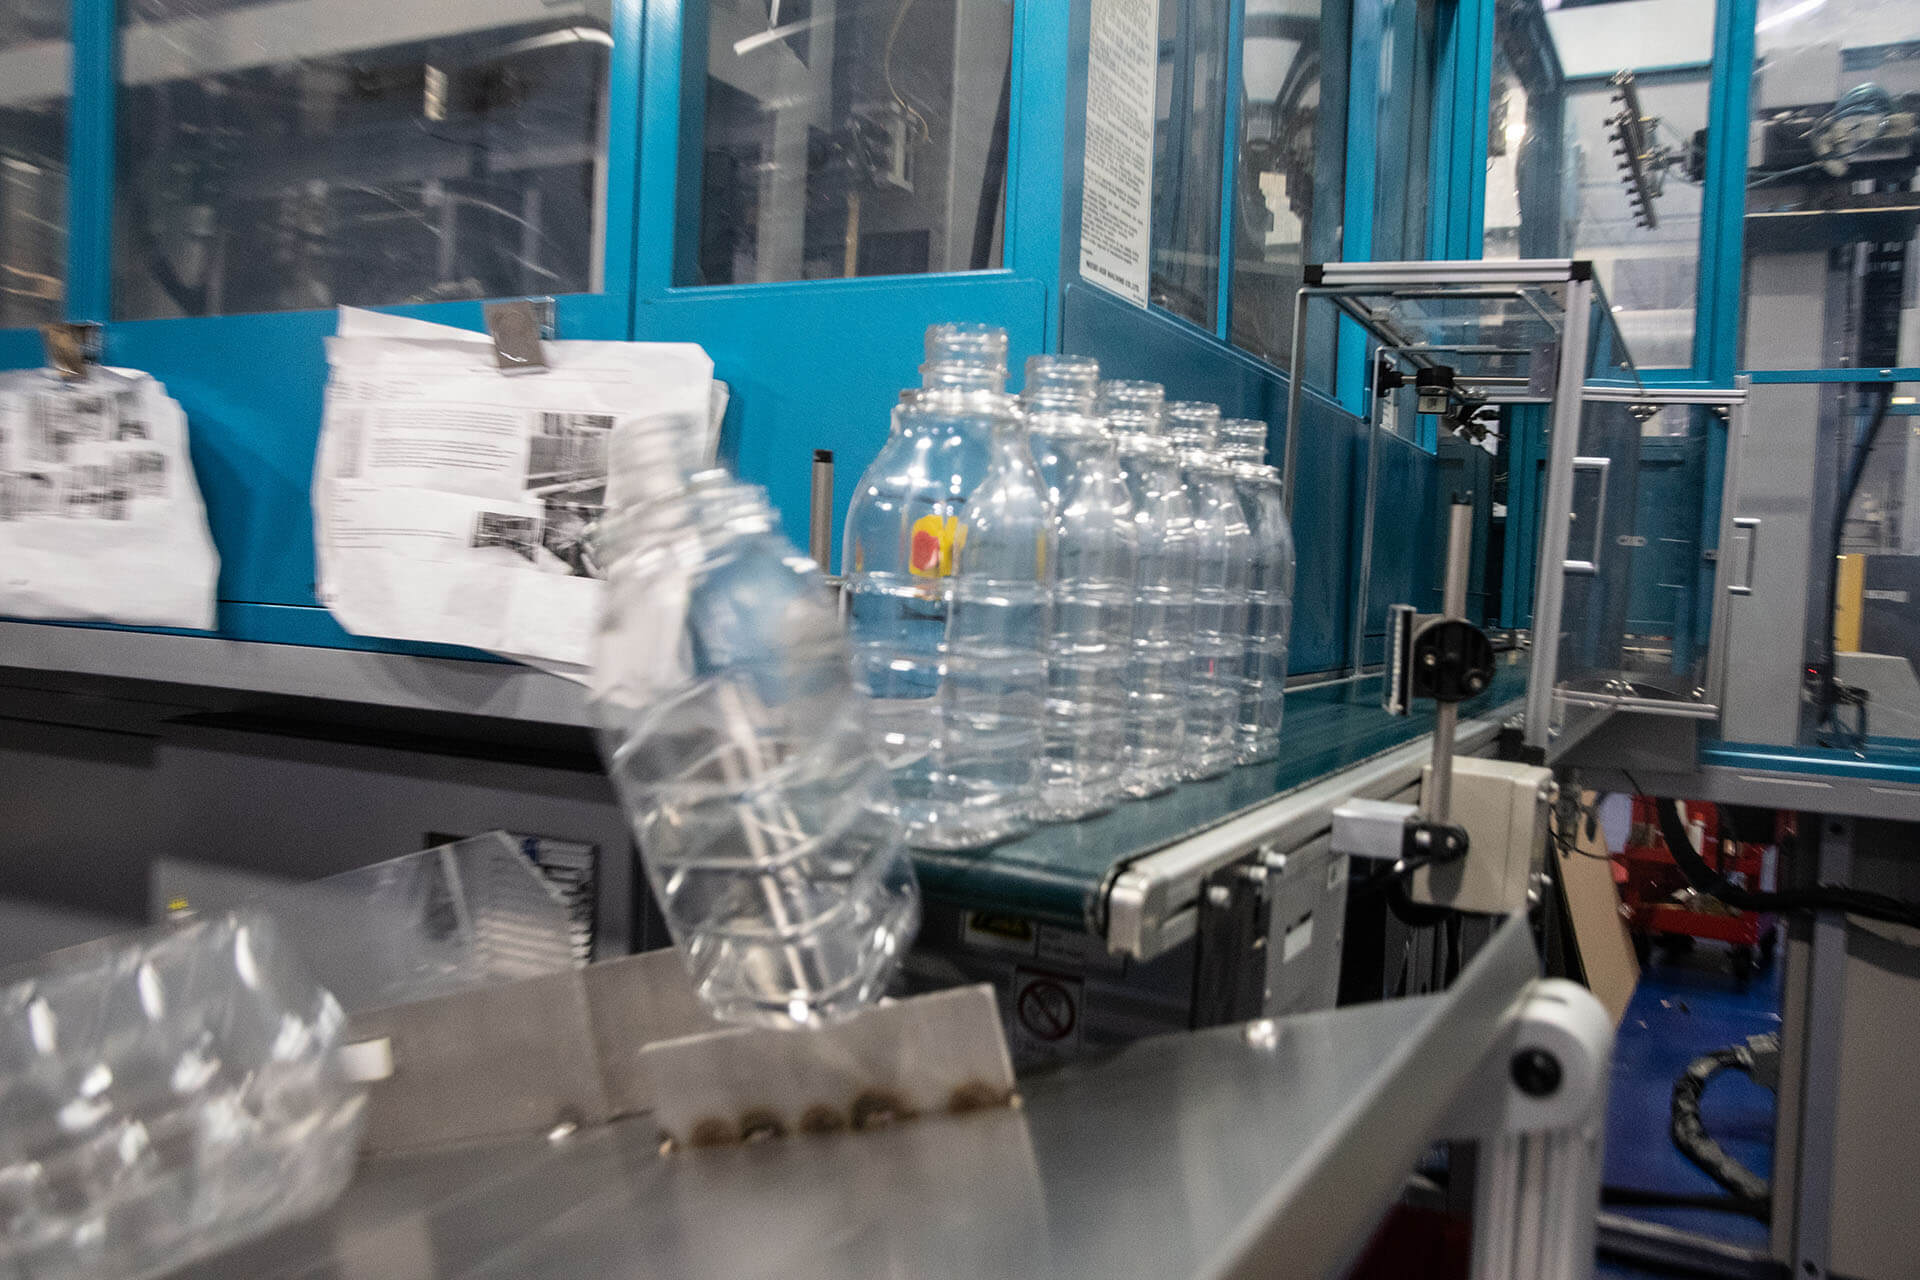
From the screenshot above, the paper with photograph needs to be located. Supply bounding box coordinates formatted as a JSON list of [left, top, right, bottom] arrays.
[[314, 308, 718, 676], [0, 368, 219, 629]]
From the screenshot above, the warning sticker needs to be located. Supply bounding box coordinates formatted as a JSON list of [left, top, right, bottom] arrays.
[[1010, 968, 1084, 1061], [961, 911, 1038, 957]]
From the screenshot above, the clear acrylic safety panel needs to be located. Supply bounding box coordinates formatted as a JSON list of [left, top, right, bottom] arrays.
[[1150, 0, 1232, 328], [1232, 0, 1351, 369], [1482, 0, 1715, 370], [684, 0, 1014, 285], [1807, 384, 1920, 748], [0, 3, 68, 329], [113, 0, 614, 319], [1550, 398, 1726, 727], [1336, 279, 1572, 394], [1744, 0, 1920, 374]]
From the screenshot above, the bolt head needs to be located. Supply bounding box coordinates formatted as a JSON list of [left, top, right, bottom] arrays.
[[1511, 1048, 1563, 1097]]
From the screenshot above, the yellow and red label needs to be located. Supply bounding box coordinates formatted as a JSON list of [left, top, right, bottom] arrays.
[[910, 514, 967, 577]]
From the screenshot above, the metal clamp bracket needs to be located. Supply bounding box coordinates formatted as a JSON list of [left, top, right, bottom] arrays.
[[482, 297, 556, 374], [41, 322, 103, 380]]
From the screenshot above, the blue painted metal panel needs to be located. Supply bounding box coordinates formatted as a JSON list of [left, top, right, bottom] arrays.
[[1699, 0, 1756, 384], [1008, 0, 1071, 325], [1336, 0, 1384, 412], [1701, 740, 1920, 787], [0, 331, 42, 371], [1430, 0, 1493, 259], [1499, 403, 1546, 630], [639, 275, 1050, 575], [1214, 0, 1247, 341], [1747, 367, 1920, 384], [1352, 428, 1441, 665], [1063, 281, 1367, 674], [66, 0, 114, 323]]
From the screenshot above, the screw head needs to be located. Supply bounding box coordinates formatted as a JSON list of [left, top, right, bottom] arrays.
[[1511, 1048, 1562, 1097]]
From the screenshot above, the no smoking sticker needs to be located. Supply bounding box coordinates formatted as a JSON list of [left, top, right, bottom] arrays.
[[1010, 968, 1084, 1061]]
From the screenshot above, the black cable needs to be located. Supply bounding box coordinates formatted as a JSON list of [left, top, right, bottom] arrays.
[[969, 55, 1012, 271], [1672, 1040, 1773, 1204], [1601, 1184, 1770, 1220], [1652, 795, 1920, 930]]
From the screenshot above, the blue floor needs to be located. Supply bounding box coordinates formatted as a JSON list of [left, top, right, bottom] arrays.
[[1598, 933, 1784, 1275]]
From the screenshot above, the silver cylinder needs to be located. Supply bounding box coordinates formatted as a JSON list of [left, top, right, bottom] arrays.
[[808, 449, 834, 570]]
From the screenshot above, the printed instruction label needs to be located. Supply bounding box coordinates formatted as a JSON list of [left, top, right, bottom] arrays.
[[1079, 0, 1159, 307]]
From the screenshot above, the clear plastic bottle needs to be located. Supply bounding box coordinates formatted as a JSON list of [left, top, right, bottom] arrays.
[[593, 431, 920, 1027], [1023, 355, 1135, 820], [927, 379, 1052, 848], [1219, 418, 1295, 764], [1167, 402, 1250, 780], [1104, 380, 1195, 797], [0, 912, 365, 1280], [842, 324, 1006, 830]]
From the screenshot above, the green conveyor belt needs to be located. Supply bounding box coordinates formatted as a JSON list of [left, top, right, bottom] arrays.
[[909, 654, 1531, 930]]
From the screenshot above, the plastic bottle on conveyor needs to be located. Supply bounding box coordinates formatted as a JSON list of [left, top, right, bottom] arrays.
[[841, 323, 1005, 835], [592, 420, 919, 1027], [927, 356, 1052, 848], [1022, 354, 1136, 820], [1104, 380, 1195, 798], [1167, 402, 1250, 780], [1219, 417, 1295, 764]]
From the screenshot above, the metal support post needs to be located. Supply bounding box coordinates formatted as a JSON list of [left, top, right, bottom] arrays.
[[1348, 367, 1392, 678], [1281, 287, 1314, 515], [1789, 815, 1852, 1278], [1522, 277, 1595, 750], [1442, 978, 1615, 1280], [808, 448, 835, 571], [1429, 498, 1474, 824]]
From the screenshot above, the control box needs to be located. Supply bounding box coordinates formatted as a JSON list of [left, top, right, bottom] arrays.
[[1410, 758, 1556, 913]]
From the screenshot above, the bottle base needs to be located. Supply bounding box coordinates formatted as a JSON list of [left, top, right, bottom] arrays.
[[905, 813, 1036, 852], [1179, 762, 1233, 782], [1234, 739, 1282, 766], [1119, 770, 1178, 799], [1033, 791, 1118, 823]]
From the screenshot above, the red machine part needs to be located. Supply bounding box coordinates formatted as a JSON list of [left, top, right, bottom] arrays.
[[1616, 797, 1785, 982]]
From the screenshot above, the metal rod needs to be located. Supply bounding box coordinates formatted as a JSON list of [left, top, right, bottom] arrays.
[[1348, 369, 1390, 678], [1443, 498, 1472, 618], [1523, 276, 1594, 751], [1427, 498, 1474, 824], [808, 449, 834, 570], [1282, 287, 1312, 514], [1705, 379, 1751, 712]]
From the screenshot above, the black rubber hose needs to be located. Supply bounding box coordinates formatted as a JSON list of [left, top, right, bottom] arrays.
[[1654, 797, 1920, 930], [1671, 1042, 1772, 1205]]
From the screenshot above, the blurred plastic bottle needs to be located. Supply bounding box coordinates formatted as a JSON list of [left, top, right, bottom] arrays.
[[593, 421, 919, 1027], [1104, 380, 1195, 797], [1167, 402, 1250, 780], [1023, 355, 1135, 820], [0, 912, 365, 1280], [1219, 418, 1295, 764], [927, 370, 1052, 848], [842, 324, 1005, 830]]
